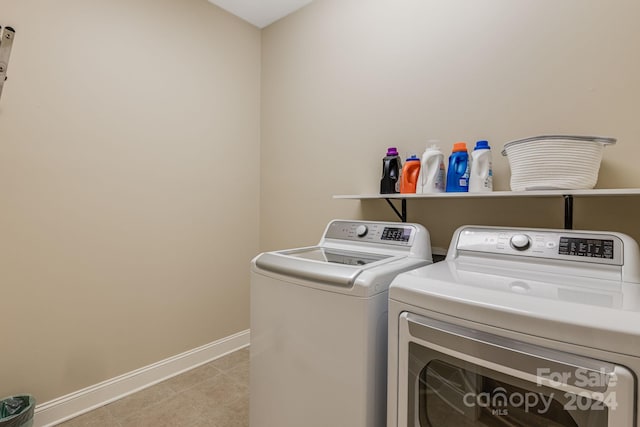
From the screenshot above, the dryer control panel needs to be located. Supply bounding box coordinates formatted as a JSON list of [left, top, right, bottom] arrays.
[[456, 227, 624, 266]]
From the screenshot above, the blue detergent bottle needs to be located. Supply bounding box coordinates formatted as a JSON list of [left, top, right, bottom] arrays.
[[445, 142, 470, 192]]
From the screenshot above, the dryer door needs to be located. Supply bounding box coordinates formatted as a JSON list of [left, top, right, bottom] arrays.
[[397, 313, 635, 427]]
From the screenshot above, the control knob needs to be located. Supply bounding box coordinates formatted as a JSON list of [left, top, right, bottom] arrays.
[[356, 225, 368, 237], [510, 234, 531, 250]]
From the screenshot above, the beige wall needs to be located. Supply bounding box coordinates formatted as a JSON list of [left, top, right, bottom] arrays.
[[3, 0, 640, 408], [0, 0, 260, 402], [261, 0, 640, 250]]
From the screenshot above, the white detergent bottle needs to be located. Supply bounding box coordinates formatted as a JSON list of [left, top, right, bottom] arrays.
[[417, 142, 445, 193], [469, 140, 493, 192]]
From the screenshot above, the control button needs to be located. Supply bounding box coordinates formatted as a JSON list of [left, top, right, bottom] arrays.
[[356, 225, 368, 237], [510, 234, 531, 250], [546, 241, 557, 249]]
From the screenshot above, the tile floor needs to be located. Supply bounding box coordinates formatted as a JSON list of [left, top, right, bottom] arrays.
[[55, 348, 249, 427]]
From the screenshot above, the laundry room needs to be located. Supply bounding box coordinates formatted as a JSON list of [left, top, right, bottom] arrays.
[[0, 0, 639, 426]]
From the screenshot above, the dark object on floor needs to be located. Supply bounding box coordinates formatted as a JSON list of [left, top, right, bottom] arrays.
[[0, 395, 35, 427]]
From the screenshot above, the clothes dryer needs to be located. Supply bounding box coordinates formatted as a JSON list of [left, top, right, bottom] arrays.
[[388, 225, 640, 427]]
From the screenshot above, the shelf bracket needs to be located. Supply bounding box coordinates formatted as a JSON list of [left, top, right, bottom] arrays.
[[385, 198, 407, 222], [383, 194, 574, 227], [563, 195, 573, 230]]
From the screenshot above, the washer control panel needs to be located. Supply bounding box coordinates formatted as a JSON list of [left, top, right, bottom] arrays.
[[456, 227, 623, 265], [324, 221, 416, 246]]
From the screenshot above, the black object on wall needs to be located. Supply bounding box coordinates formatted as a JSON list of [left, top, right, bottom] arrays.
[[0, 25, 16, 100]]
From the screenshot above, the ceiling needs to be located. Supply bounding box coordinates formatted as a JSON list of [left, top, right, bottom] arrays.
[[208, 0, 314, 28]]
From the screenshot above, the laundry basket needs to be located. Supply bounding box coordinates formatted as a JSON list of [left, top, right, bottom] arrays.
[[501, 135, 616, 191]]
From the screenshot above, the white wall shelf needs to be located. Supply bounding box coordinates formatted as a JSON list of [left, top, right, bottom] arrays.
[[333, 188, 640, 228]]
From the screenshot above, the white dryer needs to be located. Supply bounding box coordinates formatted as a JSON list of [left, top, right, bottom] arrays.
[[250, 220, 433, 427], [388, 225, 640, 427]]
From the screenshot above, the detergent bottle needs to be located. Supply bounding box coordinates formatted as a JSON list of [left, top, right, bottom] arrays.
[[469, 140, 493, 192], [417, 143, 445, 193], [445, 142, 470, 192], [380, 147, 402, 194], [400, 155, 421, 194]]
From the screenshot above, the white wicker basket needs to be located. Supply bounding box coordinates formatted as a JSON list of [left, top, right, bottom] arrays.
[[501, 135, 616, 191]]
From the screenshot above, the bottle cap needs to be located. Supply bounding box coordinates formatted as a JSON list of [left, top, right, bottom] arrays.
[[452, 142, 467, 152], [426, 139, 440, 148], [386, 147, 399, 156], [406, 155, 420, 162], [474, 140, 490, 150]]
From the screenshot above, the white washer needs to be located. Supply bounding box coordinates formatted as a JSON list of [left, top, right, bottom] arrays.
[[388, 225, 640, 427], [250, 220, 433, 427]]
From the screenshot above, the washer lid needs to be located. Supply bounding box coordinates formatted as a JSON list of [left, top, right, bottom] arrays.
[[254, 246, 396, 287], [284, 247, 391, 265]]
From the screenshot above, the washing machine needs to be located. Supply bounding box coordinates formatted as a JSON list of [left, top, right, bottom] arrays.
[[250, 219, 434, 427], [387, 225, 640, 427]]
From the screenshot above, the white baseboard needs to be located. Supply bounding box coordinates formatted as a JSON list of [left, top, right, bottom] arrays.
[[34, 329, 250, 427]]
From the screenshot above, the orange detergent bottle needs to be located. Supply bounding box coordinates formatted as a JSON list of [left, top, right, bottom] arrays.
[[400, 155, 421, 193]]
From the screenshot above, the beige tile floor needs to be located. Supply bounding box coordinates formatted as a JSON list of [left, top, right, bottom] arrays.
[[56, 348, 249, 427]]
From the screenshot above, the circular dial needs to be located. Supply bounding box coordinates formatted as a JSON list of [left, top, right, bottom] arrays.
[[355, 225, 368, 237], [510, 234, 531, 250]]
